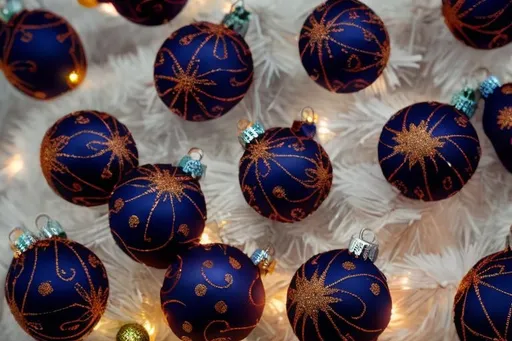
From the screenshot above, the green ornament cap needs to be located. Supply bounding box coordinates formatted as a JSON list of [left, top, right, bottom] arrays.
[[451, 86, 477, 119], [178, 148, 207, 179], [222, 0, 251, 37], [9, 227, 38, 258], [35, 214, 67, 240], [0, 0, 24, 22], [237, 119, 265, 148]]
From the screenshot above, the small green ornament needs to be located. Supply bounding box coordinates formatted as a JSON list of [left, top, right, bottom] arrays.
[[116, 323, 150, 341]]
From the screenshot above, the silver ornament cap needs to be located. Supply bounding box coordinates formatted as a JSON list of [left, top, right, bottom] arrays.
[[35, 214, 67, 239], [348, 229, 379, 262]]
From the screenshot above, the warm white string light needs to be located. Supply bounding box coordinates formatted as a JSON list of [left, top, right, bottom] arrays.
[[99, 3, 118, 16], [5, 154, 23, 178]]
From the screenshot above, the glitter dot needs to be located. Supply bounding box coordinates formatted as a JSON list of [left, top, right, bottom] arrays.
[[370, 283, 381, 296], [129, 215, 139, 228], [38, 282, 54, 296], [182, 321, 193, 333], [342, 261, 356, 270], [215, 301, 228, 314], [195, 284, 207, 297], [203, 260, 214, 268], [229, 257, 241, 270]]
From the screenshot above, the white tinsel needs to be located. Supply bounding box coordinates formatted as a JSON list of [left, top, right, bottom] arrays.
[[0, 0, 511, 340]]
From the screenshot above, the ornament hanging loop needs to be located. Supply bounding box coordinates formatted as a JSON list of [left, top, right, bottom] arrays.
[[300, 107, 318, 124], [292, 107, 317, 138], [348, 228, 379, 262], [222, 0, 251, 37], [35, 214, 67, 239], [179, 148, 207, 179], [9, 227, 37, 258]]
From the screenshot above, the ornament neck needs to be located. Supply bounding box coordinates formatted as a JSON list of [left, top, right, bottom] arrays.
[[348, 229, 379, 262], [222, 0, 251, 37], [251, 244, 276, 275], [0, 0, 24, 22], [451, 86, 477, 119], [178, 148, 206, 179], [9, 227, 37, 258], [291, 107, 317, 138], [35, 214, 67, 239], [238, 119, 265, 148], [480, 76, 501, 99]]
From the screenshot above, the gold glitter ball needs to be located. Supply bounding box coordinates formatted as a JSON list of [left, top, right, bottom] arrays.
[[116, 323, 150, 341], [215, 301, 228, 314], [38, 282, 54, 296], [195, 284, 207, 297]]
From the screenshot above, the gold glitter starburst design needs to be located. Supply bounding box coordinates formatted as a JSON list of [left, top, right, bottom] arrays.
[[455, 250, 512, 340], [239, 128, 333, 223], [0, 10, 86, 99], [5, 240, 109, 340], [299, 0, 390, 92], [497, 107, 512, 130], [379, 103, 480, 201], [287, 250, 388, 340], [442, 0, 512, 49], [40, 111, 138, 206], [154, 22, 252, 121], [109, 165, 205, 254]]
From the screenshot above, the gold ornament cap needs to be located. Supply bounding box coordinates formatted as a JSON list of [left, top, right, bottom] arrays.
[[116, 323, 150, 341]]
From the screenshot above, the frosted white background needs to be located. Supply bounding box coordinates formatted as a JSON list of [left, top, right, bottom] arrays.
[[0, 0, 512, 340]]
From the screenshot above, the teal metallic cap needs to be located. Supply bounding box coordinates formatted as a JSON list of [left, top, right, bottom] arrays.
[[222, 0, 251, 37], [480, 76, 501, 99], [451, 86, 477, 119], [0, 0, 24, 22], [251, 244, 276, 276], [238, 119, 265, 148], [9, 227, 37, 258], [178, 148, 207, 179], [35, 214, 67, 240]]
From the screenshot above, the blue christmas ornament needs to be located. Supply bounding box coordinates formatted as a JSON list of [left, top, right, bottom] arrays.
[[153, 8, 253, 121], [109, 154, 207, 269], [0, 9, 87, 99], [160, 243, 266, 341], [287, 231, 392, 341], [480, 77, 512, 173], [5, 217, 109, 341], [378, 101, 481, 201], [110, 0, 188, 26], [299, 0, 390, 93], [442, 0, 512, 50], [238, 115, 333, 223], [40, 111, 139, 207], [454, 242, 512, 340]]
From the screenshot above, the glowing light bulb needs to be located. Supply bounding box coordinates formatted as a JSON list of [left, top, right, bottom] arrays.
[[223, 2, 232, 13], [6, 154, 23, 177], [99, 3, 118, 15], [143, 321, 155, 336], [93, 321, 103, 331], [302, 107, 319, 124], [68, 71, 80, 84], [400, 276, 410, 290], [200, 232, 212, 244]]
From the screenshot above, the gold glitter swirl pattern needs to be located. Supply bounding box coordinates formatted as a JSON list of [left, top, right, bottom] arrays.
[[129, 215, 140, 228], [0, 10, 87, 99], [5, 239, 109, 340], [239, 127, 333, 223], [503, 85, 512, 95], [182, 321, 193, 333], [442, 0, 512, 49], [454, 249, 512, 340], [215, 301, 228, 314], [287, 249, 392, 341], [195, 284, 207, 297]]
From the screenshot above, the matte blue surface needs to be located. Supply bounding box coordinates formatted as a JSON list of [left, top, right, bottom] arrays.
[[287, 249, 392, 341], [483, 84, 512, 173], [378, 102, 481, 201], [40, 111, 139, 207], [454, 249, 512, 340], [299, 0, 390, 93], [160, 243, 265, 341], [154, 21, 253, 121], [0, 10, 87, 99], [111, 0, 188, 26], [238, 124, 333, 223], [442, 0, 512, 50], [5, 238, 109, 341], [109, 164, 206, 269]]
